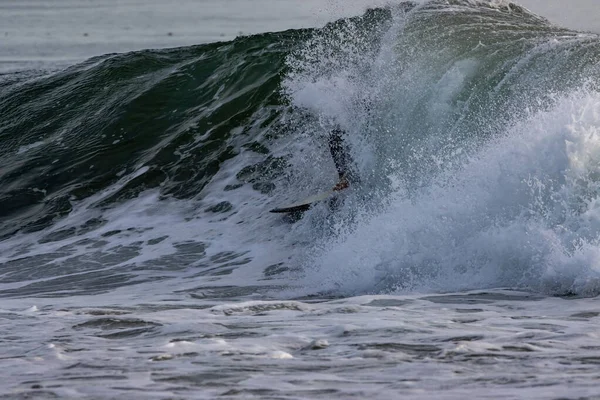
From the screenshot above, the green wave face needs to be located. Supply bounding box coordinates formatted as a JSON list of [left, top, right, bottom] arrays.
[[0, 31, 303, 237]]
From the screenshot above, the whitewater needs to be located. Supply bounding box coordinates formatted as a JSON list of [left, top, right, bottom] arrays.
[[2, 1, 600, 399]]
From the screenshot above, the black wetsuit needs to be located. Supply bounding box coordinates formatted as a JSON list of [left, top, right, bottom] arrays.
[[328, 127, 358, 184]]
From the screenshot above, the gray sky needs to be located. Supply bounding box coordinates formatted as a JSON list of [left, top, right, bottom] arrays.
[[518, 0, 600, 33], [1, 0, 598, 71]]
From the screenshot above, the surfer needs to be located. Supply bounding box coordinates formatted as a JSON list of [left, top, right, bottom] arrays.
[[271, 98, 369, 214], [269, 126, 358, 214]]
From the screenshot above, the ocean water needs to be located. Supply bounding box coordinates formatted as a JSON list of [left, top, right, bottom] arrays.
[[2, 1, 600, 399]]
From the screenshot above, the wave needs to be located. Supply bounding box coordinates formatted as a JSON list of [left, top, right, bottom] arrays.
[[1, 0, 600, 298]]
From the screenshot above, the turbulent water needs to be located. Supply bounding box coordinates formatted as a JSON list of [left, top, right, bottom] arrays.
[[2, 1, 600, 398]]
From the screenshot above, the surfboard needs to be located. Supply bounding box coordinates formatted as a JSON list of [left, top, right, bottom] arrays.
[[269, 189, 337, 213]]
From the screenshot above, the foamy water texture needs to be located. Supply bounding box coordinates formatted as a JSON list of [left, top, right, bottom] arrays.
[[304, 90, 600, 297], [2, 1, 600, 399], [3, 291, 600, 399]]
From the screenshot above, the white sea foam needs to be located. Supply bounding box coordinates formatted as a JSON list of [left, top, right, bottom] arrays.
[[279, 2, 600, 298], [4, 290, 600, 399], [300, 89, 600, 296]]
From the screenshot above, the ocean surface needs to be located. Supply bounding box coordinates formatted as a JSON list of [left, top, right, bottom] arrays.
[[2, 1, 600, 399]]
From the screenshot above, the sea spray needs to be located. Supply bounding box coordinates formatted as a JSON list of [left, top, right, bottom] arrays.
[[282, 1, 600, 297]]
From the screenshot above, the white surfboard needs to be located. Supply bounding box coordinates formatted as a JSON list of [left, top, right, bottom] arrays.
[[269, 189, 337, 213]]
